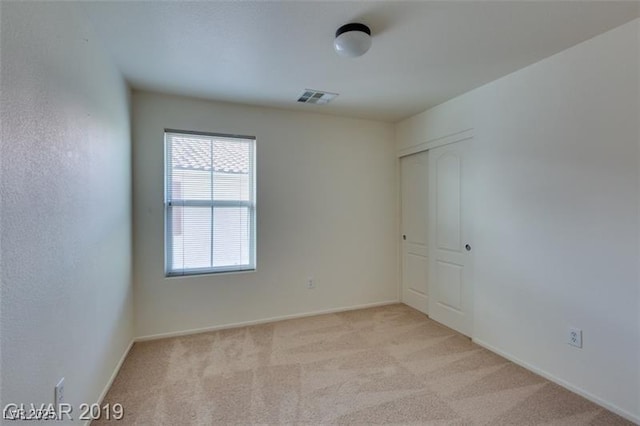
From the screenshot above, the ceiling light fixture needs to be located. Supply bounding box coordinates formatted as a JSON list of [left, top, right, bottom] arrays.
[[334, 23, 371, 58]]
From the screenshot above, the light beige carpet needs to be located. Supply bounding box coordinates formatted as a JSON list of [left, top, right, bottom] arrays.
[[96, 304, 634, 425]]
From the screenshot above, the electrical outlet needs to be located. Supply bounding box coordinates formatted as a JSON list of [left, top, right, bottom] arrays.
[[568, 327, 582, 348], [55, 377, 65, 406], [307, 277, 315, 289]]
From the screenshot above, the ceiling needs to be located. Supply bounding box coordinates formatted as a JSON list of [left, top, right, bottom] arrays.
[[72, 1, 639, 123]]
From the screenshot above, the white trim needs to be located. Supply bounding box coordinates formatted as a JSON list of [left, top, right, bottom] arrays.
[[86, 339, 134, 426], [396, 156, 403, 304], [397, 128, 474, 158], [473, 338, 640, 425], [135, 300, 400, 342]]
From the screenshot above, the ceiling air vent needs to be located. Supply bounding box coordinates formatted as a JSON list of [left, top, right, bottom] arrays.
[[297, 89, 338, 105]]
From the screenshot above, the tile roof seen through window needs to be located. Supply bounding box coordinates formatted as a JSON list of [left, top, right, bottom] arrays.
[[171, 136, 250, 174]]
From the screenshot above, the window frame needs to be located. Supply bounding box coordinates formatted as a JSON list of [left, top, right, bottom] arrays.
[[164, 129, 256, 277]]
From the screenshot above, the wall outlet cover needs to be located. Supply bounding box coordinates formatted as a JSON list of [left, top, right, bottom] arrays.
[[55, 377, 65, 405], [568, 327, 582, 348]]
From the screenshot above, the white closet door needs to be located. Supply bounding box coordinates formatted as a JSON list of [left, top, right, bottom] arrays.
[[428, 139, 474, 336], [401, 150, 429, 314]]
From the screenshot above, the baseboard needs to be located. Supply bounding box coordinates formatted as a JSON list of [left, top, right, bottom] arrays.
[[473, 338, 640, 425], [135, 299, 400, 342], [86, 338, 134, 426]]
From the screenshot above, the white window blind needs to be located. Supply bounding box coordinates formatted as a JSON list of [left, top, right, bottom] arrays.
[[165, 130, 256, 276]]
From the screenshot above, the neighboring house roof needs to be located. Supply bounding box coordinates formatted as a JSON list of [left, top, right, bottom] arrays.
[[171, 137, 249, 173]]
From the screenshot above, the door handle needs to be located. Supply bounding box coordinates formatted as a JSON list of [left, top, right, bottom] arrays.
[[403, 235, 407, 240], [465, 244, 471, 252]]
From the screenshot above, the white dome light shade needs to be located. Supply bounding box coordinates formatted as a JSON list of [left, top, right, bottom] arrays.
[[334, 23, 371, 58]]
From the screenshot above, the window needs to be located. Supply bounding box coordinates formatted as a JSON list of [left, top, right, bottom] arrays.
[[165, 130, 256, 276]]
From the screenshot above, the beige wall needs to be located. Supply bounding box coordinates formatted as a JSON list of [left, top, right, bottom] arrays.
[[396, 19, 640, 422], [0, 2, 133, 415], [132, 92, 398, 338]]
